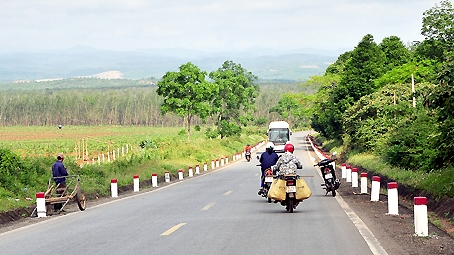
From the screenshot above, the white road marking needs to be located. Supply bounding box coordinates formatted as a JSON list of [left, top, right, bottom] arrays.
[[224, 190, 233, 196], [201, 202, 216, 211], [160, 223, 186, 236], [306, 135, 388, 255]]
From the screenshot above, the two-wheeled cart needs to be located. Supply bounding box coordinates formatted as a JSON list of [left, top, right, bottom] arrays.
[[31, 175, 86, 217]]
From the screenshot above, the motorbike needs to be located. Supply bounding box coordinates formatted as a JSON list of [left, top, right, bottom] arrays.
[[314, 155, 340, 197], [271, 165, 304, 213], [262, 168, 274, 203], [245, 150, 251, 162]]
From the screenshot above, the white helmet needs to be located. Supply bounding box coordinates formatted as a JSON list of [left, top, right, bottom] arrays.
[[266, 142, 274, 150]]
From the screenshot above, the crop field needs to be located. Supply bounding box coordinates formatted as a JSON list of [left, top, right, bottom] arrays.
[[0, 125, 184, 163]]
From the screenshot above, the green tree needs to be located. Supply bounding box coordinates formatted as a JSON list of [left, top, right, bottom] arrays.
[[426, 52, 454, 166], [321, 34, 385, 139], [156, 62, 216, 141], [421, 0, 454, 51], [374, 60, 439, 88], [208, 60, 259, 138], [325, 51, 352, 75], [379, 36, 411, 72], [269, 93, 314, 128]]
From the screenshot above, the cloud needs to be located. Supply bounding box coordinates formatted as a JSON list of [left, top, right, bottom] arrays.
[[0, 0, 438, 53]]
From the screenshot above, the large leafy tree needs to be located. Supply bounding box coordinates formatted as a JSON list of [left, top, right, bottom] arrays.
[[426, 52, 454, 166], [421, 0, 454, 51], [319, 34, 385, 139], [379, 36, 411, 73], [208, 60, 259, 138], [157, 62, 216, 141], [269, 93, 315, 129]]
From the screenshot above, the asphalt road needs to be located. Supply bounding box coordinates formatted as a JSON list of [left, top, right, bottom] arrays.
[[0, 131, 385, 255]]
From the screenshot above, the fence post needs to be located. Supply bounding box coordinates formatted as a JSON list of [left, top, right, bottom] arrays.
[[351, 168, 358, 188], [370, 176, 380, 202], [165, 171, 170, 183], [360, 173, 368, 194], [36, 192, 46, 218], [133, 175, 139, 192], [346, 165, 352, 183], [152, 173, 158, 187], [178, 170, 184, 180], [387, 182, 398, 215], [195, 164, 200, 174], [414, 197, 428, 236], [341, 163, 347, 179], [111, 179, 118, 198]]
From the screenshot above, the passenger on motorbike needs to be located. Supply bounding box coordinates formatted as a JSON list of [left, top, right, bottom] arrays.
[[272, 143, 302, 176], [272, 143, 303, 207], [258, 142, 279, 195]]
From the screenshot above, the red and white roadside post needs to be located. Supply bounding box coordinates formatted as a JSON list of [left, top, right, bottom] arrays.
[[346, 165, 352, 183], [387, 182, 398, 215], [414, 197, 428, 236], [351, 168, 358, 188], [178, 169, 184, 180], [152, 173, 158, 188], [204, 162, 208, 171], [188, 166, 193, 177], [36, 192, 46, 218], [165, 171, 170, 183], [211, 160, 215, 170], [216, 159, 220, 168], [221, 157, 225, 166], [195, 164, 200, 175], [360, 173, 368, 194], [111, 179, 118, 198], [341, 163, 347, 179], [133, 175, 139, 192], [225, 156, 229, 164], [370, 176, 380, 202]]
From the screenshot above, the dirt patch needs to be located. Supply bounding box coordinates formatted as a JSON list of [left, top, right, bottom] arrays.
[[335, 167, 454, 254]]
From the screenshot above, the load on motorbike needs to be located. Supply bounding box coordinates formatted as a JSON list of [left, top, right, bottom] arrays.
[[314, 152, 340, 197], [267, 143, 311, 213]]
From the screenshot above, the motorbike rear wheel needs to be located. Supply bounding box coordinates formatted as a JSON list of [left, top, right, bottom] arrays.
[[332, 189, 336, 197], [288, 199, 294, 213]]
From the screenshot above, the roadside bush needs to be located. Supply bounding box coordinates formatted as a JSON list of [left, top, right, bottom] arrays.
[[384, 111, 439, 172]]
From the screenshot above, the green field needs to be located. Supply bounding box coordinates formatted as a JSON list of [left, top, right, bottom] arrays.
[[0, 125, 266, 212]]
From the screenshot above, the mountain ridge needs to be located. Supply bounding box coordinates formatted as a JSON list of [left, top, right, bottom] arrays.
[[0, 47, 342, 82]]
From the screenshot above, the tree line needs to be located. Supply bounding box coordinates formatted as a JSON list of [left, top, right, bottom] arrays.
[[303, 0, 454, 172], [0, 78, 304, 128]]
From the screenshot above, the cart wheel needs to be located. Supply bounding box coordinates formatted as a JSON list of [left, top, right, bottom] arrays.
[[75, 189, 86, 211]]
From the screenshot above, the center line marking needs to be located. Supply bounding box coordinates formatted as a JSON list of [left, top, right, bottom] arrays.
[[202, 202, 216, 210], [160, 223, 186, 236], [224, 190, 233, 195]]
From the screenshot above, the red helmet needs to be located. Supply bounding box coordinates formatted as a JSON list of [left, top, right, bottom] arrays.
[[284, 143, 294, 153]]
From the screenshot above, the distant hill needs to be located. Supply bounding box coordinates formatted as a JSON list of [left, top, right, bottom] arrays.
[[0, 48, 341, 83]]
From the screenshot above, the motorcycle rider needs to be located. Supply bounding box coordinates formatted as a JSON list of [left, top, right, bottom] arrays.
[[272, 143, 303, 207], [245, 144, 252, 152], [272, 143, 302, 176], [258, 142, 279, 195]]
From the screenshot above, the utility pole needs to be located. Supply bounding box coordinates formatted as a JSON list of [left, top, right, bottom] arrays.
[[412, 74, 416, 108]]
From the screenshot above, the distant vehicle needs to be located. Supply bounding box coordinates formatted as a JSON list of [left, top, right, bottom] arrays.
[[266, 121, 292, 153]]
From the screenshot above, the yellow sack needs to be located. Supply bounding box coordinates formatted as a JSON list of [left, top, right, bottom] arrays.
[[295, 177, 312, 200], [267, 179, 286, 201]]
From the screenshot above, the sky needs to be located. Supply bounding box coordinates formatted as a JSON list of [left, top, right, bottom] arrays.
[[0, 0, 442, 54]]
